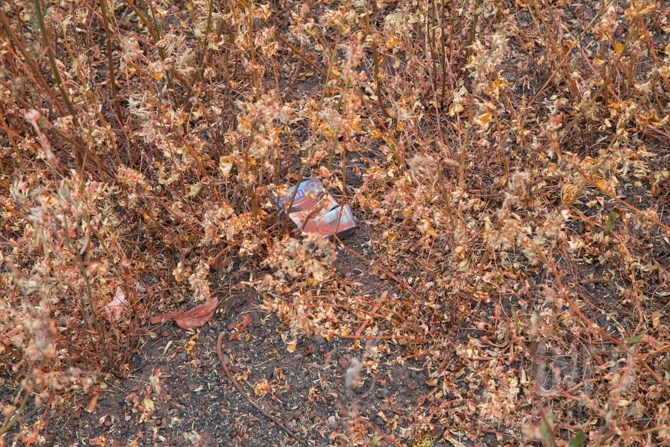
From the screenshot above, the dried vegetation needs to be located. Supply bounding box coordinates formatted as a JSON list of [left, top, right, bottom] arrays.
[[1, 0, 670, 444]]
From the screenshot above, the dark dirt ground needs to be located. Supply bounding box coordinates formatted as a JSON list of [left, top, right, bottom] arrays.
[[42, 305, 428, 447], [25, 227, 468, 447]]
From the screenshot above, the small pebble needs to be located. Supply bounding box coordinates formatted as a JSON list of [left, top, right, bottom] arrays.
[[327, 415, 338, 428]]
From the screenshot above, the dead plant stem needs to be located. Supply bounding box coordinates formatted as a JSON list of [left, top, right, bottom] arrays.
[[98, 0, 124, 125], [216, 332, 310, 446]]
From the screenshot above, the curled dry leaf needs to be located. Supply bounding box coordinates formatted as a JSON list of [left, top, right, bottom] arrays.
[[104, 287, 129, 324], [150, 298, 218, 329], [150, 367, 162, 396], [85, 391, 100, 413]]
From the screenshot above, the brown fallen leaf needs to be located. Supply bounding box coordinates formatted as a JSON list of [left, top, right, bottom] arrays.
[[149, 309, 182, 325], [150, 299, 218, 329], [85, 391, 100, 413]]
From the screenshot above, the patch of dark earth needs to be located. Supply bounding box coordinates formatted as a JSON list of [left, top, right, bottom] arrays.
[[22, 302, 436, 447], [3, 222, 522, 446]]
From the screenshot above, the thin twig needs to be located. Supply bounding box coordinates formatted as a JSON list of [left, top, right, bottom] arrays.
[[576, 168, 670, 234], [0, 8, 62, 114], [33, 0, 77, 121], [193, 0, 215, 83], [0, 389, 29, 436], [98, 0, 124, 125], [216, 332, 311, 447], [272, 30, 326, 77], [33, 0, 87, 169], [334, 235, 425, 304]]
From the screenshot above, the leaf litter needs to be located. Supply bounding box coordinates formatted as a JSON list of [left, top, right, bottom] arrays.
[[1, 0, 670, 445]]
